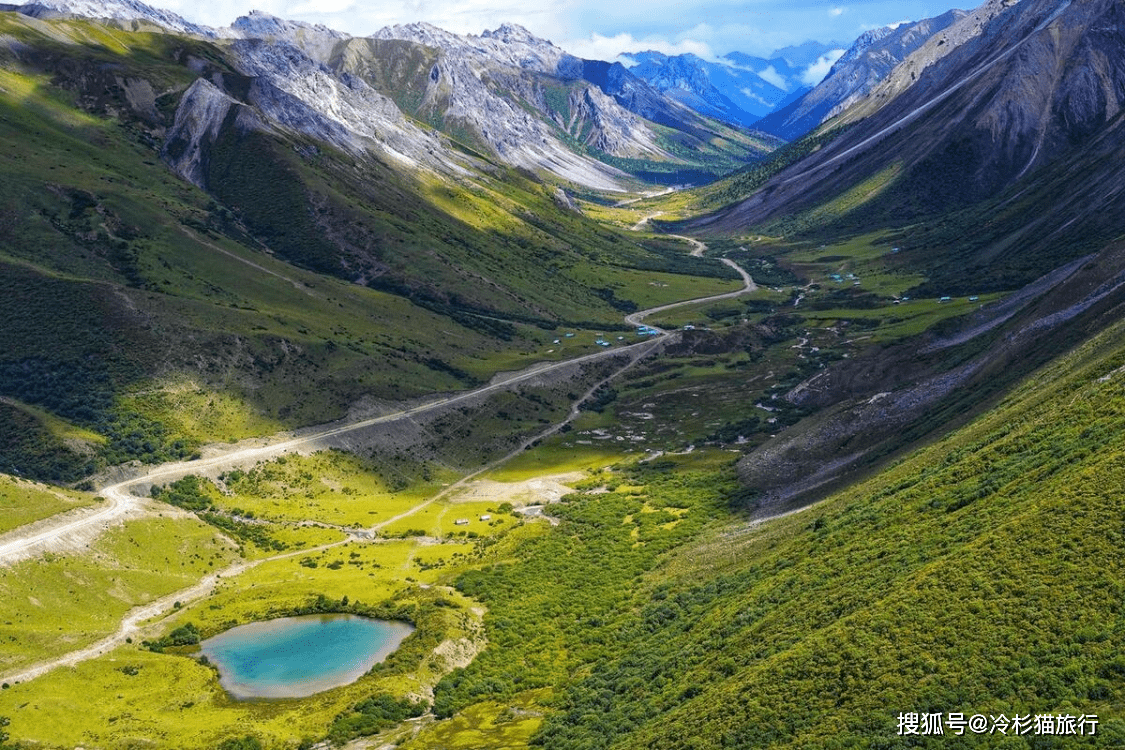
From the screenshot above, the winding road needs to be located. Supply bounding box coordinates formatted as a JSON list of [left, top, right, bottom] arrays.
[[625, 235, 757, 330], [1, 231, 758, 567], [0, 232, 756, 684]]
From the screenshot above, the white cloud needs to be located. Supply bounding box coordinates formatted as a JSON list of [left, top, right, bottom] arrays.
[[739, 88, 772, 108], [861, 18, 912, 31], [289, 0, 357, 15], [558, 32, 718, 63], [829, 7, 845, 17], [801, 48, 846, 86], [756, 64, 787, 90]]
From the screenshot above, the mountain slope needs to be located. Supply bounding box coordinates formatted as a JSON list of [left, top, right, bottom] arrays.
[[0, 9, 746, 481], [693, 0, 1125, 294], [627, 52, 773, 127], [229, 13, 773, 189], [754, 9, 967, 140], [362, 22, 775, 186], [626, 45, 849, 128], [529, 306, 1125, 748]]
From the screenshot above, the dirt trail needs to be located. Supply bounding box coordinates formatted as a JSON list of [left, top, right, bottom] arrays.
[[625, 253, 756, 330], [0, 536, 346, 685], [0, 236, 751, 684], [631, 211, 664, 231], [3, 247, 752, 567], [179, 226, 318, 298], [613, 187, 675, 207]]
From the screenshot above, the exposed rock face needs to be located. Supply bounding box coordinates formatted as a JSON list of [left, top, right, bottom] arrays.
[[225, 9, 347, 61], [370, 22, 661, 190], [228, 38, 453, 170], [627, 45, 846, 127], [160, 27, 476, 188], [12, 3, 765, 189], [628, 52, 781, 126], [17, 0, 216, 36], [755, 10, 967, 140], [161, 78, 248, 187], [697, 0, 1125, 233]]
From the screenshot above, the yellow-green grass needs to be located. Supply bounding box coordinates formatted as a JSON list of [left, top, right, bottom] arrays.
[[0, 474, 96, 534], [784, 231, 902, 263], [603, 321, 1125, 750], [636, 286, 784, 329], [807, 164, 902, 224], [178, 538, 467, 635], [421, 178, 529, 234], [118, 379, 283, 446], [580, 201, 661, 227], [401, 691, 548, 750], [0, 535, 488, 747], [643, 303, 731, 330], [800, 293, 1006, 342], [566, 263, 742, 310], [484, 442, 622, 482], [0, 515, 237, 673], [781, 232, 927, 297], [262, 524, 348, 554], [379, 501, 518, 540], [0, 595, 473, 750], [458, 330, 644, 374], [213, 453, 444, 529], [0, 398, 106, 447]]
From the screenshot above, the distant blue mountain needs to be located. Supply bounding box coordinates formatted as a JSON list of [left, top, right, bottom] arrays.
[[626, 42, 843, 128], [754, 10, 966, 141]]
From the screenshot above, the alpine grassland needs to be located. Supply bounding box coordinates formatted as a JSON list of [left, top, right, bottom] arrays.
[[3, 4, 1125, 749], [0, 510, 239, 674], [0, 474, 96, 533], [0, 448, 509, 747], [0, 11, 753, 484], [392, 303, 1125, 749]]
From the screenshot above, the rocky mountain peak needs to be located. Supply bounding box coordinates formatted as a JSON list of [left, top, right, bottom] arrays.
[[229, 10, 348, 42], [479, 22, 541, 45], [372, 22, 469, 52], [830, 24, 898, 70], [17, 0, 216, 36], [754, 9, 966, 140]]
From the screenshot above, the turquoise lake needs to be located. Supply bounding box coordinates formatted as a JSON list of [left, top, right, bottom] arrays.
[[199, 614, 414, 699]]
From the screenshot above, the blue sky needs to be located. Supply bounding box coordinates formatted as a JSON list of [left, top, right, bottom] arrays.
[[145, 0, 970, 61]]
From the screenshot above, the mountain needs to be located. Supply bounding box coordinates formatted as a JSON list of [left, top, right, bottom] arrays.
[[0, 3, 759, 481], [6, 4, 774, 190], [12, 0, 217, 36], [626, 44, 844, 128], [754, 10, 967, 140], [361, 21, 774, 186], [681, 0, 1125, 506], [696, 0, 1125, 280], [627, 52, 775, 126], [4, 0, 1125, 748]]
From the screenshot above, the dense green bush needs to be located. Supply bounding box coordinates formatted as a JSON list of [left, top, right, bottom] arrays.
[[327, 694, 427, 745]]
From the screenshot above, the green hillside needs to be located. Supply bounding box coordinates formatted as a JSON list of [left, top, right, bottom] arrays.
[[1, 5, 1123, 750], [0, 12, 740, 482], [412, 288, 1125, 749]]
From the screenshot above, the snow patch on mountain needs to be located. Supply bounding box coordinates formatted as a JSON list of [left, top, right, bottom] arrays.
[[19, 0, 216, 37]]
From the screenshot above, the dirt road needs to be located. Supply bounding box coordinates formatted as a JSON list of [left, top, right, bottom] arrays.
[[625, 245, 757, 330], [0, 240, 754, 683], [3, 245, 755, 566]]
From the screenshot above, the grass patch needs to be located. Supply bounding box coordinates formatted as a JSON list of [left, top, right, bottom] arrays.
[[0, 515, 237, 673], [0, 474, 95, 534]]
